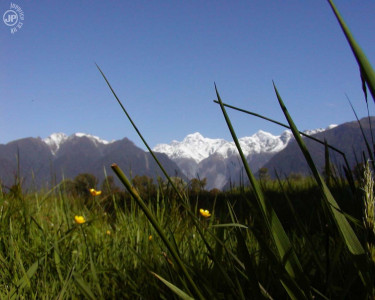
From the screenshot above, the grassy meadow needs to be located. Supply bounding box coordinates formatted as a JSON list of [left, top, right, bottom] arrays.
[[1, 1, 375, 299], [0, 168, 374, 299]]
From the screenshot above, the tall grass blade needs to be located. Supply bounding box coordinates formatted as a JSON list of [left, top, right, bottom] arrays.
[[111, 163, 204, 300], [72, 272, 97, 300], [96, 64, 184, 201], [81, 227, 104, 299], [327, 0, 375, 103], [53, 240, 64, 284], [213, 100, 352, 174], [8, 259, 40, 299], [347, 97, 375, 169], [57, 260, 76, 300], [275, 171, 326, 275], [274, 83, 364, 254], [151, 272, 194, 300], [273, 83, 372, 291], [97, 64, 246, 296], [215, 84, 310, 299], [235, 230, 263, 299]]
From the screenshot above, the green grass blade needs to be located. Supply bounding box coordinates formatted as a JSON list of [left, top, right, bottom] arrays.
[[347, 97, 375, 169], [111, 163, 204, 300], [273, 82, 364, 255], [235, 230, 263, 299], [8, 259, 40, 299], [212, 100, 352, 174], [215, 84, 310, 299], [72, 272, 97, 300], [275, 172, 326, 275], [151, 272, 194, 300], [53, 240, 64, 284], [96, 64, 185, 201], [57, 260, 76, 300], [96, 64, 246, 295], [273, 83, 373, 292], [210, 223, 248, 229], [327, 0, 375, 103]]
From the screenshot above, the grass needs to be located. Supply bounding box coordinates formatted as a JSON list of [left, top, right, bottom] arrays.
[[0, 183, 219, 299], [2, 0, 375, 298], [0, 173, 373, 299]]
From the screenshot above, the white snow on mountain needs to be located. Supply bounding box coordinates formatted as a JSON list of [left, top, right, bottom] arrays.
[[43, 133, 112, 155], [43, 124, 336, 158], [153, 125, 335, 163], [73, 133, 111, 145], [43, 133, 68, 155], [326, 124, 338, 130], [302, 124, 337, 136], [153, 130, 294, 163], [153, 132, 227, 163]]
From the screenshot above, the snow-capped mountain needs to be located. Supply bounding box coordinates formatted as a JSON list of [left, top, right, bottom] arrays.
[[0, 119, 369, 191], [154, 125, 338, 164], [153, 130, 294, 164], [43, 133, 113, 155], [43, 133, 68, 155], [153, 125, 336, 189], [40, 126, 337, 189], [0, 133, 181, 189], [153, 133, 228, 163], [302, 124, 337, 136]]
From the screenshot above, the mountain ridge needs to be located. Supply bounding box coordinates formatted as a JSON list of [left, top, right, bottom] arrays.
[[153, 126, 337, 164], [152, 125, 337, 189], [3, 119, 369, 192], [0, 134, 182, 189]]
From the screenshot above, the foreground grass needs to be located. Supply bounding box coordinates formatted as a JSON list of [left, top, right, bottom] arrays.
[[0, 176, 373, 299], [0, 186, 220, 299]]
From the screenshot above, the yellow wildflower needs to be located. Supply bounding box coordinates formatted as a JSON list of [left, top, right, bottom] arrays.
[[199, 208, 211, 218], [89, 188, 102, 196], [148, 235, 152, 241], [106, 230, 111, 235], [74, 215, 86, 224]]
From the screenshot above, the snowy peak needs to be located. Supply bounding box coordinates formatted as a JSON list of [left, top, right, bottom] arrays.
[[267, 124, 338, 138], [72, 133, 111, 145], [154, 132, 227, 163], [216, 130, 292, 159], [153, 125, 334, 164], [43, 132, 112, 155], [153, 130, 292, 163], [302, 124, 337, 136], [43, 133, 68, 155], [182, 132, 205, 142]]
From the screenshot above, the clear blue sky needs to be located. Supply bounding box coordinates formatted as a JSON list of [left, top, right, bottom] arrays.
[[1, 1, 375, 149]]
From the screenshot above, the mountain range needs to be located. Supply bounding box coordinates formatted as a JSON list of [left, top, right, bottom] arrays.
[[0, 117, 373, 190], [0, 133, 182, 189], [153, 125, 337, 189], [262, 117, 375, 178]]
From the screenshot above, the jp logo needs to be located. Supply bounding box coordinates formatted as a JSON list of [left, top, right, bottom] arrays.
[[3, 3, 24, 34], [3, 10, 18, 26]]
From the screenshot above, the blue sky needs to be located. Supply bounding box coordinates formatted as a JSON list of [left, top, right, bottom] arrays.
[[1, 1, 375, 149]]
